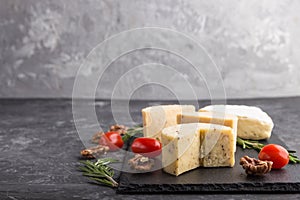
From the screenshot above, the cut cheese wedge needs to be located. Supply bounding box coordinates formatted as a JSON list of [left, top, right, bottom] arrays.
[[177, 111, 238, 151], [142, 105, 195, 141], [162, 123, 235, 176], [199, 105, 274, 140]]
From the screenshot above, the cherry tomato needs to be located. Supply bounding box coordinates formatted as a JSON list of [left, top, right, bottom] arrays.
[[258, 144, 289, 169], [99, 131, 124, 151], [131, 137, 162, 158]]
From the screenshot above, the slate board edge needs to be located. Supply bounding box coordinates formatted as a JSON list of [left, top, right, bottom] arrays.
[[116, 182, 300, 194]]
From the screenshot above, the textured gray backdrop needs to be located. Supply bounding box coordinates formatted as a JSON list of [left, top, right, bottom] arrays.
[[1, 0, 300, 99]]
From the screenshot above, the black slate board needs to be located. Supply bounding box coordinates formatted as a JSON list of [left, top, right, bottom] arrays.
[[117, 134, 300, 194]]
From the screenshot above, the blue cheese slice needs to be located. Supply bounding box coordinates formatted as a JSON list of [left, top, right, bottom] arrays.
[[142, 105, 195, 141], [199, 105, 274, 140], [177, 111, 238, 152], [162, 123, 235, 176]]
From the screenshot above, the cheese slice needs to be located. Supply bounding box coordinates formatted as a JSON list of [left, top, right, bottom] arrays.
[[177, 111, 238, 151], [142, 105, 195, 141], [162, 123, 235, 176], [199, 105, 274, 140]]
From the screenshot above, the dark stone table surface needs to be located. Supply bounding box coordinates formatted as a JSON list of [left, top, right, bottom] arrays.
[[0, 98, 300, 200]]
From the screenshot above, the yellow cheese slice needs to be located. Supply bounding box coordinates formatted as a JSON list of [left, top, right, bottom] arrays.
[[162, 123, 235, 176], [142, 105, 195, 141], [177, 111, 238, 152]]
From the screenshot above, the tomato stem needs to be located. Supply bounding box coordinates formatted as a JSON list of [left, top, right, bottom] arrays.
[[122, 126, 143, 142]]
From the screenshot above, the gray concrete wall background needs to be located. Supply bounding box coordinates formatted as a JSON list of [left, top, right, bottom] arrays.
[[1, 0, 300, 99]]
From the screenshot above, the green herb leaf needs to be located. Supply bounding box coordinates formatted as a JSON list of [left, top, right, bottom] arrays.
[[80, 158, 119, 187], [122, 126, 143, 142]]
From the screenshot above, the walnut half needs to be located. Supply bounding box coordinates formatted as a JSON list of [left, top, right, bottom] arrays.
[[240, 155, 273, 176], [110, 124, 128, 135], [128, 154, 155, 171], [91, 131, 104, 144], [80, 145, 109, 159]]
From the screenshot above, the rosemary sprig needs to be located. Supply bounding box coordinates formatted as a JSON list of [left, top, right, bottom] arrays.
[[236, 137, 265, 151], [122, 125, 143, 142], [237, 137, 300, 164], [79, 158, 119, 187]]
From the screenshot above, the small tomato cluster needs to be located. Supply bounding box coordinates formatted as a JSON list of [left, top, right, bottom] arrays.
[[99, 131, 162, 158]]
